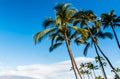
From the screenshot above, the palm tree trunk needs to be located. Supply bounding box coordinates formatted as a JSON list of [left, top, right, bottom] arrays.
[[90, 70, 94, 79], [85, 25, 120, 78], [92, 69, 96, 79], [111, 25, 120, 48], [64, 33, 83, 79], [96, 43, 120, 79], [94, 43, 107, 79], [82, 74, 85, 79]]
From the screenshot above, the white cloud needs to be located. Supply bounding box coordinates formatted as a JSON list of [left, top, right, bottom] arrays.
[[0, 57, 102, 79]]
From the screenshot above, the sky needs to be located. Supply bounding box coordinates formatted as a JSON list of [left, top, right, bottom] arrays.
[[0, 0, 120, 79]]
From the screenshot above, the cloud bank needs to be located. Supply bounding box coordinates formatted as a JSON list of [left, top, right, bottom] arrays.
[[0, 57, 97, 79]]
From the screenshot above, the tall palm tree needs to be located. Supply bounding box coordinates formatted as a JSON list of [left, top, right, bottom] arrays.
[[71, 10, 120, 78], [101, 10, 120, 48], [34, 3, 87, 79], [72, 20, 112, 79]]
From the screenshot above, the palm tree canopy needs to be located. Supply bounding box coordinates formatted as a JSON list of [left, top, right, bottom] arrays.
[[101, 10, 120, 29], [83, 26, 113, 56], [34, 3, 88, 52]]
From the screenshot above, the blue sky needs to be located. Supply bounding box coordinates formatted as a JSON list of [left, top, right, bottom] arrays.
[[0, 0, 120, 78]]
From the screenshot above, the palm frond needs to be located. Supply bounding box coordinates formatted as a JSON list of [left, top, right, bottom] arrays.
[[49, 42, 62, 52], [56, 15, 62, 25], [96, 31, 113, 39], [115, 23, 120, 27], [63, 3, 71, 12], [70, 31, 77, 40], [114, 16, 120, 22], [54, 3, 65, 11], [43, 17, 54, 29], [70, 26, 89, 39], [34, 28, 56, 44], [73, 20, 79, 26], [83, 43, 90, 56], [56, 35, 64, 43], [66, 9, 77, 19], [49, 33, 58, 46], [74, 37, 87, 45]]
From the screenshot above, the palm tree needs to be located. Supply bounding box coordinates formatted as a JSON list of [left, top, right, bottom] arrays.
[[79, 68, 85, 79], [111, 68, 120, 73], [71, 10, 120, 78], [96, 76, 104, 79], [34, 3, 87, 79], [79, 63, 91, 79], [83, 26, 112, 79], [72, 19, 112, 79], [101, 10, 120, 48], [86, 62, 98, 79]]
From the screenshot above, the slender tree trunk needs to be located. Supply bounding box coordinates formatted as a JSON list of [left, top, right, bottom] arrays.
[[64, 33, 83, 79], [92, 69, 96, 79], [111, 25, 120, 49], [85, 25, 120, 78], [87, 74, 90, 79], [96, 44, 120, 79], [90, 70, 94, 79], [82, 74, 85, 79], [94, 43, 107, 79]]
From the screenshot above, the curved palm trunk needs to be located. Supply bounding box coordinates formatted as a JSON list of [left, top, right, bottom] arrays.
[[65, 33, 83, 79], [86, 25, 120, 78], [94, 43, 107, 79], [111, 26, 120, 49], [96, 44, 120, 79]]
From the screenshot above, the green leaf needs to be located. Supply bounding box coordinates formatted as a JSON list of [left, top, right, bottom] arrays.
[[49, 42, 62, 52], [43, 17, 54, 29], [70, 26, 88, 39], [83, 43, 90, 56], [34, 28, 56, 44]]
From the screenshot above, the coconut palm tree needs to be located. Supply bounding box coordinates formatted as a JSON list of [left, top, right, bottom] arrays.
[[79, 68, 85, 79], [83, 26, 112, 79], [79, 63, 91, 79], [86, 62, 98, 79], [101, 10, 120, 48], [71, 10, 120, 78], [72, 19, 112, 79], [33, 3, 89, 79]]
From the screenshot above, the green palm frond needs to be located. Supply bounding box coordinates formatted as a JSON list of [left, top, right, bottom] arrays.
[[49, 42, 62, 52], [83, 43, 90, 56], [54, 3, 65, 12], [109, 10, 114, 16], [43, 17, 54, 29], [96, 31, 113, 39], [56, 15, 62, 25], [70, 31, 78, 39], [34, 28, 56, 44], [114, 16, 120, 22], [56, 35, 64, 43], [66, 9, 77, 19], [74, 37, 87, 45], [115, 23, 120, 27], [62, 3, 71, 12], [49, 32, 58, 46], [70, 26, 89, 39], [73, 20, 80, 26]]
